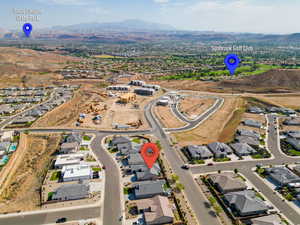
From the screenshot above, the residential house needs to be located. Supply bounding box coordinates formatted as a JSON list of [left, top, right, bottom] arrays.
[[65, 133, 82, 144], [243, 119, 262, 128], [285, 131, 300, 139], [208, 172, 247, 194], [111, 136, 131, 146], [265, 167, 300, 186], [183, 145, 213, 160], [230, 143, 257, 157], [136, 195, 174, 225], [207, 142, 233, 158], [133, 180, 168, 199], [142, 84, 160, 91], [283, 118, 300, 126], [224, 190, 268, 217], [248, 107, 265, 114], [0, 131, 14, 142], [286, 138, 300, 151], [0, 142, 10, 152], [54, 153, 84, 169], [52, 183, 89, 201], [62, 164, 93, 182], [237, 129, 260, 139], [60, 142, 79, 154], [0, 104, 14, 115], [248, 214, 283, 225], [26, 109, 43, 117], [235, 136, 260, 147], [127, 153, 145, 165]]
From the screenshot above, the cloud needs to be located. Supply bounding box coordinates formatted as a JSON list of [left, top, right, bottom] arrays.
[[36, 0, 93, 6], [160, 0, 300, 34], [153, 0, 170, 4]]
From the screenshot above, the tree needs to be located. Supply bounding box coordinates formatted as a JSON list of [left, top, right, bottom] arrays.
[[175, 183, 185, 192], [234, 168, 238, 174]]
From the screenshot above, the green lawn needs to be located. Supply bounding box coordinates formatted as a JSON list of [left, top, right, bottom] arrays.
[[123, 187, 131, 195], [50, 171, 61, 181], [288, 149, 300, 156], [252, 154, 264, 159], [92, 167, 102, 172], [80, 146, 89, 151], [193, 159, 205, 164], [48, 192, 54, 201], [83, 135, 92, 141], [131, 138, 141, 144], [213, 157, 231, 162]]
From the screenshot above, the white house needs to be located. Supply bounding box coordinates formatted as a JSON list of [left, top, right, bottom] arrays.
[[62, 164, 93, 182], [54, 153, 84, 169], [0, 131, 14, 142]]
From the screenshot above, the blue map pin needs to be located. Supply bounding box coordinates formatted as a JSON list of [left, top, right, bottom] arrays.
[[23, 23, 33, 37], [224, 54, 240, 75]]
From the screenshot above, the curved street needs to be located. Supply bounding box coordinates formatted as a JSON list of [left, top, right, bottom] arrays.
[[0, 91, 300, 225]]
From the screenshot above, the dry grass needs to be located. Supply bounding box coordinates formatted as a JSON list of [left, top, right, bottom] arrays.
[[173, 96, 241, 146], [255, 95, 300, 109], [0, 47, 78, 88], [218, 99, 246, 143], [0, 133, 60, 213], [33, 89, 91, 128]]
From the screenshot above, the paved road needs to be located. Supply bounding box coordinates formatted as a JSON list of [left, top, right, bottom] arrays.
[[90, 134, 123, 225], [0, 206, 100, 225], [145, 98, 222, 225], [166, 97, 224, 132], [190, 114, 300, 224]]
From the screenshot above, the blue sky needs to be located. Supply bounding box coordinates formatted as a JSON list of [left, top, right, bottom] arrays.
[[2, 0, 299, 34]]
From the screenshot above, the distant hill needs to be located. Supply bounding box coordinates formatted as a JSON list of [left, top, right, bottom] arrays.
[[220, 69, 300, 92], [51, 19, 176, 33]]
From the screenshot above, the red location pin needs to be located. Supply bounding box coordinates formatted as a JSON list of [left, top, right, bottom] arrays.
[[140, 143, 160, 169]]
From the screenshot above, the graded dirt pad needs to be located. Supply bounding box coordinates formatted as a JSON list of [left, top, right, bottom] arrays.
[[33, 88, 92, 127], [173, 96, 242, 146], [220, 69, 300, 92], [154, 106, 186, 128], [0, 47, 78, 88], [0, 133, 60, 213], [253, 94, 300, 110], [178, 97, 215, 120]]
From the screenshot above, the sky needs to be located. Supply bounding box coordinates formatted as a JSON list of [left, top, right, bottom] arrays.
[[2, 0, 299, 34]]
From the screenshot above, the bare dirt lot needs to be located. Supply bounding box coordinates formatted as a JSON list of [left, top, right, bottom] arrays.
[[173, 96, 242, 146], [178, 97, 215, 120], [0, 133, 60, 213], [154, 105, 186, 128], [254, 95, 300, 110]]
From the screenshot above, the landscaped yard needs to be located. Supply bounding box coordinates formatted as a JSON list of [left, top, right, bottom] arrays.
[[83, 135, 92, 141], [131, 138, 141, 144], [92, 167, 102, 172], [50, 171, 61, 181], [213, 157, 231, 162], [80, 146, 89, 151]]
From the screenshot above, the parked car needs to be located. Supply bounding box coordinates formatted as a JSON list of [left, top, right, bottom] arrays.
[[181, 164, 190, 170], [207, 163, 214, 166], [56, 218, 67, 223]]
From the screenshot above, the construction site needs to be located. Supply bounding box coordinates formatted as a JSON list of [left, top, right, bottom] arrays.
[[76, 87, 162, 130]]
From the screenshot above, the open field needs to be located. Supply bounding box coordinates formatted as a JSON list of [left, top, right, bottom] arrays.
[[154, 105, 186, 128], [173, 96, 242, 146], [0, 133, 60, 213], [178, 97, 215, 120], [0, 47, 79, 88]]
